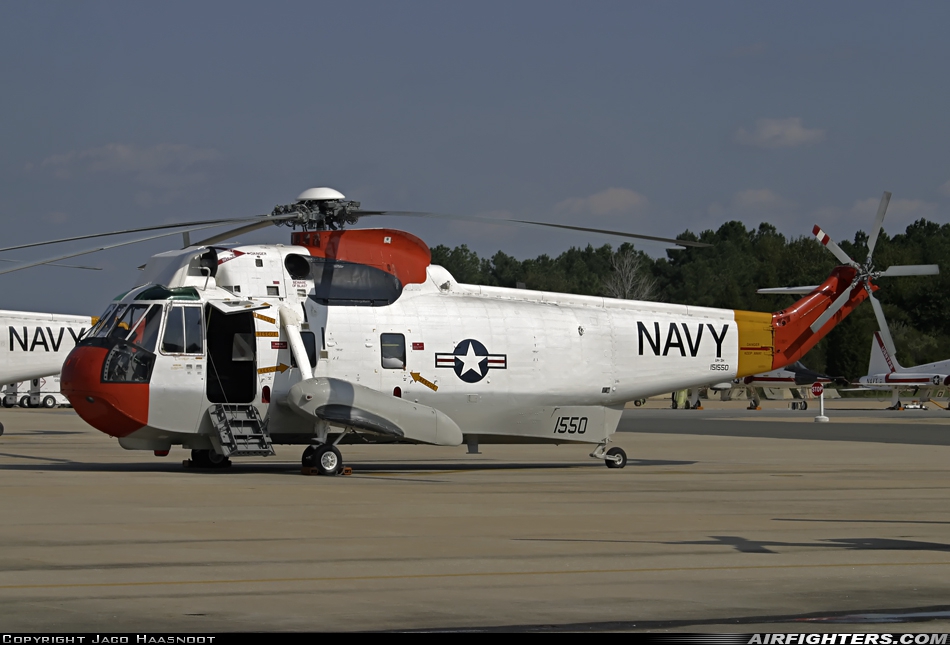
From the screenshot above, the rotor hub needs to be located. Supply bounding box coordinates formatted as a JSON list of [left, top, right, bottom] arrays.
[[270, 187, 363, 232]]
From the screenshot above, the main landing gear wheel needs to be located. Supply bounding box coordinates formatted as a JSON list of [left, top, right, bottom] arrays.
[[301, 445, 317, 467], [605, 446, 627, 469], [190, 449, 231, 469], [315, 445, 343, 476]]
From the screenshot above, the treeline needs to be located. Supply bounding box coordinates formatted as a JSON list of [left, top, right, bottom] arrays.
[[429, 219, 950, 380]]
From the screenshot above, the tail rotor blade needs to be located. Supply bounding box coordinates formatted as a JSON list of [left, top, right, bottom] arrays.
[[877, 264, 940, 277], [809, 286, 855, 333], [866, 191, 891, 260], [813, 225, 858, 267], [866, 289, 898, 358]]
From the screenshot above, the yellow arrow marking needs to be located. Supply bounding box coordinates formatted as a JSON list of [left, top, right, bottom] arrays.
[[258, 363, 290, 374], [410, 372, 438, 392], [256, 331, 279, 337], [254, 312, 276, 324]]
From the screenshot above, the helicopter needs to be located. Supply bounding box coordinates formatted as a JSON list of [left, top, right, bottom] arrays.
[[2, 189, 935, 475]]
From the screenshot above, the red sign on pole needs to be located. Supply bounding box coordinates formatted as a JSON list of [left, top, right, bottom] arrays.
[[811, 382, 824, 397]]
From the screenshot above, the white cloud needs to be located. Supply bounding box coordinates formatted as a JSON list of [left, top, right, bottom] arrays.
[[708, 188, 796, 218], [734, 117, 825, 149], [40, 143, 223, 203], [555, 188, 648, 216]]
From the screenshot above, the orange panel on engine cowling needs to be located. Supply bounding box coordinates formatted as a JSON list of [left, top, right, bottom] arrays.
[[61, 346, 149, 438], [290, 229, 430, 286]]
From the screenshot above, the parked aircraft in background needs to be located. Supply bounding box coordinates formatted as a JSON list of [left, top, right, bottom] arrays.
[[1, 310, 95, 385], [854, 331, 950, 409]]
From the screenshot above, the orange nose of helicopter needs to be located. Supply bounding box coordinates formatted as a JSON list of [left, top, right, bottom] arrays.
[[61, 346, 149, 438]]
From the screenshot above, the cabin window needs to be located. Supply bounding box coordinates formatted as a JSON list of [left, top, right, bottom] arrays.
[[316, 259, 401, 306], [161, 305, 203, 355], [380, 333, 406, 369]]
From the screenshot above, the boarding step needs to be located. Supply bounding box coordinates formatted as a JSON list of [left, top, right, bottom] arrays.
[[208, 404, 275, 457]]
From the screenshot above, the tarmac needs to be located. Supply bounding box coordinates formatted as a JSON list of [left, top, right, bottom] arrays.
[[0, 399, 949, 633]]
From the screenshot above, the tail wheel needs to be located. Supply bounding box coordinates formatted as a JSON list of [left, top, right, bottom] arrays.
[[605, 446, 627, 469]]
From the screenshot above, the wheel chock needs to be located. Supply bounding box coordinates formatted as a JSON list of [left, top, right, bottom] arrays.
[[301, 466, 353, 476]]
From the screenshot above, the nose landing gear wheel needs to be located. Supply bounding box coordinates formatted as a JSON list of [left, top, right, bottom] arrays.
[[605, 446, 627, 469]]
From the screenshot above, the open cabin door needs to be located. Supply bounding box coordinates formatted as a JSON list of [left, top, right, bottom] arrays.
[[205, 304, 258, 404]]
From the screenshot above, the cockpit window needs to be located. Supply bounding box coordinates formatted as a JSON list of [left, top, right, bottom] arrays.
[[87, 304, 118, 337], [110, 305, 150, 340]]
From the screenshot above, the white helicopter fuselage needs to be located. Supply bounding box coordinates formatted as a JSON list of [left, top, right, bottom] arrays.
[[62, 236, 777, 453]]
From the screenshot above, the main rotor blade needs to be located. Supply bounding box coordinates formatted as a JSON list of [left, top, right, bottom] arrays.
[[0, 258, 100, 270], [813, 225, 858, 267], [809, 286, 855, 333], [757, 285, 820, 295], [877, 264, 940, 277], [358, 210, 712, 248], [190, 219, 280, 247], [0, 224, 221, 276], [0, 214, 298, 255], [866, 191, 891, 260], [866, 288, 898, 359]]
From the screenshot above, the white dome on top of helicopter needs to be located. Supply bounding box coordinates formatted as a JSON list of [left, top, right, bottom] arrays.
[[296, 187, 345, 202]]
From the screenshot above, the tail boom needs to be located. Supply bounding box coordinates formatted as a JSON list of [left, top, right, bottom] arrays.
[[734, 266, 869, 378]]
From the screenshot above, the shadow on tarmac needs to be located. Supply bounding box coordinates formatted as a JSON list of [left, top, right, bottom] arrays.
[[0, 457, 696, 475]]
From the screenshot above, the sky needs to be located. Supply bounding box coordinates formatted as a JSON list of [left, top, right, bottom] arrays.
[[1, 1, 949, 314]]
